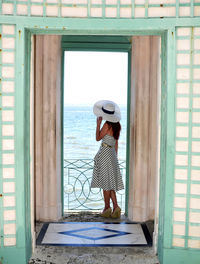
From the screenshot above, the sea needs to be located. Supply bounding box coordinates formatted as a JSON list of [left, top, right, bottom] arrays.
[[64, 105, 127, 160], [63, 105, 127, 212]]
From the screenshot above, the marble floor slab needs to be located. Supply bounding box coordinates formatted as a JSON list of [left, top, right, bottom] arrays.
[[36, 222, 152, 247]]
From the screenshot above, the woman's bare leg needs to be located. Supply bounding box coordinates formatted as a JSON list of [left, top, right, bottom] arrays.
[[103, 190, 111, 211], [110, 190, 119, 211]]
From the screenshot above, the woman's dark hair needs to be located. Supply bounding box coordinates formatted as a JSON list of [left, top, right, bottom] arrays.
[[106, 121, 121, 140]]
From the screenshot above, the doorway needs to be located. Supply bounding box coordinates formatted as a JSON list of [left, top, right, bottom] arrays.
[[63, 51, 128, 213], [32, 34, 161, 250]]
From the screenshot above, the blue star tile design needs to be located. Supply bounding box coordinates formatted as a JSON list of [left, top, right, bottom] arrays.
[[58, 227, 132, 241]]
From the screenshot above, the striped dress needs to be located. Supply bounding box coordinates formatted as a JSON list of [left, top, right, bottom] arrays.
[[91, 134, 124, 191]]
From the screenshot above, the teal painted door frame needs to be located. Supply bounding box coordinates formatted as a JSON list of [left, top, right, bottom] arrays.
[[1, 27, 167, 264], [2, 16, 199, 263], [61, 36, 132, 216]]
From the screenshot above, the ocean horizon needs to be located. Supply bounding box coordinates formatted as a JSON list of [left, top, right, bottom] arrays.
[[64, 104, 127, 161]]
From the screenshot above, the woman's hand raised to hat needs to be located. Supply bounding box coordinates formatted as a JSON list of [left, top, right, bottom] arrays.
[[97, 116, 102, 126]]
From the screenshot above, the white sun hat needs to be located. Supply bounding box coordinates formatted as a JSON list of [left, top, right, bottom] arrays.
[[93, 100, 121, 123]]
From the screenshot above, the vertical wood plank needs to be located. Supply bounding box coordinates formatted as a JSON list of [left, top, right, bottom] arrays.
[[34, 35, 62, 221], [129, 36, 160, 222]]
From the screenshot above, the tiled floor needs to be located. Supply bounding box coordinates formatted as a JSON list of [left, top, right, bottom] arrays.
[[29, 213, 159, 264], [37, 222, 152, 247]]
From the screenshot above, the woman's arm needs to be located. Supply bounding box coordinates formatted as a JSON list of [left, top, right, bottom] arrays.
[[115, 140, 118, 155], [96, 117, 109, 141]]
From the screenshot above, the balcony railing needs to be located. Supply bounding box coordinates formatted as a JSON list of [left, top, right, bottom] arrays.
[[64, 159, 126, 212]]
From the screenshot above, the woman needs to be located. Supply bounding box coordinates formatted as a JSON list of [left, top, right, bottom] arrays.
[[91, 100, 124, 219]]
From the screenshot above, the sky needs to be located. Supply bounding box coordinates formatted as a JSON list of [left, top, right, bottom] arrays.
[[64, 51, 128, 106]]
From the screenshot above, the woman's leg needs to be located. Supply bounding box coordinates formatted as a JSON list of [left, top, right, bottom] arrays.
[[103, 190, 111, 211], [110, 190, 119, 211]]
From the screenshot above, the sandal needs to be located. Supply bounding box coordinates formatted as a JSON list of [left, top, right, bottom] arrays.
[[111, 207, 121, 219], [100, 207, 112, 218]]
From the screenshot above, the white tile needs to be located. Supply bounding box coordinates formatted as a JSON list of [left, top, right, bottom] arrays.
[[2, 81, 14, 93], [105, 7, 117, 17], [179, 6, 190, 16], [2, 25, 15, 35], [192, 127, 200, 138], [173, 237, 185, 247], [3, 196, 16, 207], [2, 3, 14, 15], [106, 0, 117, 4], [2, 52, 15, 64], [189, 212, 200, 223], [3, 182, 15, 193], [17, 4, 28, 15], [175, 183, 187, 194], [4, 210, 16, 221], [3, 168, 15, 179], [134, 7, 145, 18], [2, 125, 14, 137], [2, 153, 15, 165], [175, 155, 188, 166], [176, 83, 189, 94], [2, 110, 14, 122], [4, 237, 16, 246], [177, 28, 191, 36], [46, 5, 58, 16], [193, 112, 200, 123], [91, 8, 102, 17], [191, 170, 200, 181], [61, 7, 87, 17], [190, 198, 200, 209], [176, 112, 189, 123], [120, 8, 131, 18], [174, 197, 186, 208], [188, 239, 200, 249], [175, 169, 188, 180], [4, 224, 16, 235], [39, 223, 149, 246], [148, 7, 176, 17], [31, 5, 43, 16], [2, 67, 15, 78], [2, 139, 14, 151], [192, 155, 200, 166], [193, 83, 200, 94], [2, 38, 15, 49], [174, 211, 186, 222], [177, 39, 190, 50], [176, 126, 189, 137], [2, 96, 14, 108]]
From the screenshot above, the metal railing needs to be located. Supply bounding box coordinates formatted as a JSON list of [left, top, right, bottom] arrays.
[[64, 159, 126, 212]]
